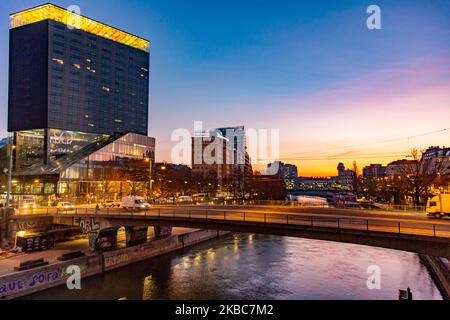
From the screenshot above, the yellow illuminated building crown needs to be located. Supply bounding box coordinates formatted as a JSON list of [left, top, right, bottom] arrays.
[[10, 3, 150, 52]]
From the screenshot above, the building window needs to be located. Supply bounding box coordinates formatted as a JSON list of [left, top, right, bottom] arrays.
[[53, 33, 65, 39]]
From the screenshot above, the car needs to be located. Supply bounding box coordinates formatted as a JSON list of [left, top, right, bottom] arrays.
[[19, 196, 37, 210], [58, 202, 75, 211], [103, 200, 121, 208], [177, 196, 193, 203], [21, 202, 37, 210]]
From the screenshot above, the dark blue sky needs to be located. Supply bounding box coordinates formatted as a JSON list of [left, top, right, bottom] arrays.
[[1, 1, 449, 174]]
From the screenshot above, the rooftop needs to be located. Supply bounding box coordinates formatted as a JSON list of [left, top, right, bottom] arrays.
[[10, 3, 149, 52]]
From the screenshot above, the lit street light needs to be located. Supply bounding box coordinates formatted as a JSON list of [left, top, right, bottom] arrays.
[[5, 140, 15, 208], [145, 157, 153, 200]]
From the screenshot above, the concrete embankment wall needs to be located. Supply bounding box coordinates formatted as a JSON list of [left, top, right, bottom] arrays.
[[0, 229, 229, 299], [420, 254, 450, 300], [103, 229, 226, 271]]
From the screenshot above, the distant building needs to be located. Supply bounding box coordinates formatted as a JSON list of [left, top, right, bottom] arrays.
[[334, 162, 356, 189], [421, 146, 450, 175], [152, 162, 194, 197], [191, 126, 252, 193], [251, 174, 287, 200], [267, 161, 298, 189], [386, 159, 417, 177], [297, 177, 332, 190], [362, 164, 386, 179]]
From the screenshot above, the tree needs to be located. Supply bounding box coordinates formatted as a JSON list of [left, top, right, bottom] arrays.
[[391, 149, 446, 206]]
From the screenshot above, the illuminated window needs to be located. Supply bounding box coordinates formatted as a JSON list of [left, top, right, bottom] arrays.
[[51, 57, 64, 65], [86, 66, 96, 73], [102, 86, 110, 92], [114, 119, 123, 123], [73, 63, 80, 69], [88, 123, 95, 127]]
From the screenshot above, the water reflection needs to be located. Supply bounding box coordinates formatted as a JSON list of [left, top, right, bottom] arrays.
[[25, 234, 442, 300]]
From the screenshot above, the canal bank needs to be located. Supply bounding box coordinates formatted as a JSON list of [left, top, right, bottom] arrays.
[[0, 229, 229, 299], [420, 254, 450, 300]]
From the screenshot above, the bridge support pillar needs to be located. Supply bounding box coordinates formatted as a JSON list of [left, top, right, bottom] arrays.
[[125, 226, 148, 245], [154, 226, 172, 238], [88, 227, 119, 252]]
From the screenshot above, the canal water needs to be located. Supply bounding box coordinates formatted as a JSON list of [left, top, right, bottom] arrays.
[[25, 233, 442, 300]]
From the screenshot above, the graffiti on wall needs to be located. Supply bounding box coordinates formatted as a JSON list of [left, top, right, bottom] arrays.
[[0, 264, 87, 296], [16, 218, 51, 232], [104, 253, 129, 268], [73, 217, 100, 233]]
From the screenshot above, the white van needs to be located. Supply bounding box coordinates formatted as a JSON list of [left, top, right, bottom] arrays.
[[122, 196, 151, 210]]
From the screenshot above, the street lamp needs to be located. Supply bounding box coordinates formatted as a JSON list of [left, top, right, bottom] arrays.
[[5, 141, 16, 208], [145, 157, 153, 200]]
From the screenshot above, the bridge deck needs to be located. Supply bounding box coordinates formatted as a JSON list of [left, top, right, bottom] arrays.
[[10, 206, 450, 257]]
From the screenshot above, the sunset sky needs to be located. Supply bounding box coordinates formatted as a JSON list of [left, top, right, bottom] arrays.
[[0, 0, 449, 176]]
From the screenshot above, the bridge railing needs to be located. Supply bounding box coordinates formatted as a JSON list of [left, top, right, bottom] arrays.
[[15, 206, 450, 239], [143, 208, 448, 238], [14, 200, 427, 216], [151, 199, 427, 212]]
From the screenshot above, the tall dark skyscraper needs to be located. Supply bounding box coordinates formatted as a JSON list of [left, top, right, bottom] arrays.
[[5, 4, 155, 202], [7, 3, 153, 169], [8, 3, 149, 136]]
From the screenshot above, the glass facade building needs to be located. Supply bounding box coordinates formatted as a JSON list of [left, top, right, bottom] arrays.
[[9, 9, 149, 136], [5, 4, 155, 203]]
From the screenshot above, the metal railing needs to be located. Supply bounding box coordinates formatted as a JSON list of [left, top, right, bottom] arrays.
[[21, 199, 427, 213], [147, 200, 427, 213], [14, 206, 450, 239]]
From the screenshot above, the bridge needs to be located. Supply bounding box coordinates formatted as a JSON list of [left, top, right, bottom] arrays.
[[5, 205, 450, 257]]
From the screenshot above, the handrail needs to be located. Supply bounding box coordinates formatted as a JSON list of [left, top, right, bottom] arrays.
[[12, 206, 450, 239]]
